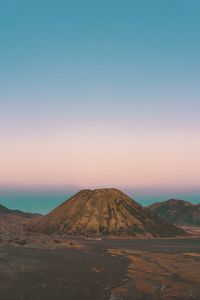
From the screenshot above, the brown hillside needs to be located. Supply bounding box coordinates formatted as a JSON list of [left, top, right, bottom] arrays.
[[31, 189, 186, 237], [149, 199, 200, 226]]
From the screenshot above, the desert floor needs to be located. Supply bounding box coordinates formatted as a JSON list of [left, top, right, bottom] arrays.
[[1, 226, 200, 300]]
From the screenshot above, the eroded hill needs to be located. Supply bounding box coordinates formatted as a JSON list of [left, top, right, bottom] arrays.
[[31, 188, 186, 237]]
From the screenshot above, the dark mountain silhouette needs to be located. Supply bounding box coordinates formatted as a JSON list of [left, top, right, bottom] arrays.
[[148, 199, 200, 226], [0, 203, 41, 218], [31, 188, 186, 237], [0, 204, 11, 214]]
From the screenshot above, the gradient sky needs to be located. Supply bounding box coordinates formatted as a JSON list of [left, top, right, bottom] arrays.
[[0, 1, 200, 210]]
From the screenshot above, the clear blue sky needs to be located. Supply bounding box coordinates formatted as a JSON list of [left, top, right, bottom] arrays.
[[0, 1, 200, 212]]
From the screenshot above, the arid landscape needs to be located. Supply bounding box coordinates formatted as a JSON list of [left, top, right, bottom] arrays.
[[1, 189, 200, 300], [2, 1, 200, 299], [1, 232, 200, 300]]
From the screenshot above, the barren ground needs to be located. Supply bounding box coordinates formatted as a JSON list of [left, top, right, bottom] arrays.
[[0, 215, 200, 300]]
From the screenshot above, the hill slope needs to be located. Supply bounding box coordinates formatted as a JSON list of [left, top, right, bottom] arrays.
[[0, 203, 41, 218], [148, 199, 200, 226], [32, 188, 186, 237], [0, 204, 11, 214]]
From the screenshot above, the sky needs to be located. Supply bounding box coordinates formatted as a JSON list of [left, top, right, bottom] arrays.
[[0, 1, 200, 211]]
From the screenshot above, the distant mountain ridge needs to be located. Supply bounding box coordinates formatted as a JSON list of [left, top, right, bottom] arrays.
[[0, 204, 11, 214], [148, 199, 200, 226], [31, 188, 186, 237], [0, 203, 41, 218]]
